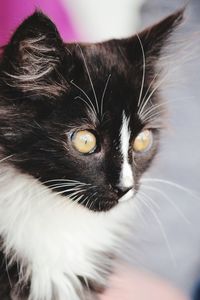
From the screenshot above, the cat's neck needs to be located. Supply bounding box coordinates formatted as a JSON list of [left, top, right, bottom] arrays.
[[0, 165, 132, 300]]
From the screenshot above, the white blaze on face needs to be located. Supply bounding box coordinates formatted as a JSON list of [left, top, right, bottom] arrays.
[[119, 112, 134, 190]]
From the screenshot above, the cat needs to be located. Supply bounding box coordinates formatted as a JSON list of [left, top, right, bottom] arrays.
[[0, 9, 183, 300]]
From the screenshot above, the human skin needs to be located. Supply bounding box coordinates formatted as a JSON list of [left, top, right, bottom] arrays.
[[99, 265, 188, 300]]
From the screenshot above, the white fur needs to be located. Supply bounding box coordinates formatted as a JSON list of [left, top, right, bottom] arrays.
[[119, 112, 134, 190], [0, 165, 135, 300]]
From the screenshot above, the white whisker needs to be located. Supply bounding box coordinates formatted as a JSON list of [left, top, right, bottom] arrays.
[[77, 45, 99, 114], [139, 101, 169, 122], [141, 178, 199, 201], [142, 184, 190, 225], [70, 80, 97, 116], [141, 109, 167, 123], [137, 194, 176, 267], [101, 74, 111, 119], [138, 71, 169, 119], [0, 154, 14, 164], [74, 95, 96, 117], [54, 188, 85, 198], [138, 190, 160, 210], [43, 178, 90, 185], [136, 34, 146, 108], [5, 256, 12, 288], [138, 72, 160, 115], [138, 64, 181, 121]]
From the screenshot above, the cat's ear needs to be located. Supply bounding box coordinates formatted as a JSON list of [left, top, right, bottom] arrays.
[[8, 11, 63, 49], [1, 12, 68, 98], [123, 9, 184, 64]]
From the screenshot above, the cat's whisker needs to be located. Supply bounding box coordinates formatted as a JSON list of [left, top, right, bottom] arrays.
[[69, 194, 84, 206], [52, 186, 86, 194], [81, 191, 98, 210], [74, 95, 97, 117], [68, 192, 95, 211], [0, 154, 14, 164], [132, 156, 138, 168], [139, 95, 194, 127], [138, 72, 160, 115], [43, 178, 90, 185], [100, 74, 111, 120], [88, 198, 95, 211], [77, 44, 99, 115], [136, 34, 146, 109], [137, 190, 160, 211], [82, 191, 97, 211], [33, 178, 95, 202], [52, 193, 84, 211], [136, 194, 177, 267], [140, 109, 165, 123], [140, 101, 169, 121], [138, 71, 170, 119], [141, 109, 167, 123], [141, 184, 190, 225], [5, 256, 12, 288], [81, 195, 92, 209], [50, 189, 85, 207], [138, 65, 181, 120], [70, 80, 97, 117], [48, 136, 64, 145], [46, 182, 89, 188], [54, 188, 85, 199], [80, 195, 90, 209], [141, 178, 200, 202], [33, 181, 88, 200]]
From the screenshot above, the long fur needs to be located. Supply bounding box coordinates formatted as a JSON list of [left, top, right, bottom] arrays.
[[0, 164, 133, 300], [0, 9, 184, 300]]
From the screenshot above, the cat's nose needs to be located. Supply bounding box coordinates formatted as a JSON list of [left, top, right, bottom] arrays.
[[111, 185, 132, 198]]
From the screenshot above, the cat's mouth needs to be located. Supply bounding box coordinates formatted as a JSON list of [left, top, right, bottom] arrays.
[[118, 189, 134, 203], [80, 188, 135, 212], [49, 184, 134, 212]]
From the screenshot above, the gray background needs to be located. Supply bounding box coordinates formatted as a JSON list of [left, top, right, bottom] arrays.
[[124, 0, 200, 297]]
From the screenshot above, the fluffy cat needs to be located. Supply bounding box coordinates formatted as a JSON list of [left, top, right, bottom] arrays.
[[0, 9, 183, 300]]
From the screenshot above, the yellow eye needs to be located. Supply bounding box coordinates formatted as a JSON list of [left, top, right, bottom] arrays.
[[132, 130, 153, 153], [71, 130, 97, 154]]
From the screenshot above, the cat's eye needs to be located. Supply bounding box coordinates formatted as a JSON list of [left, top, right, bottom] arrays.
[[71, 130, 97, 154], [132, 129, 153, 153]]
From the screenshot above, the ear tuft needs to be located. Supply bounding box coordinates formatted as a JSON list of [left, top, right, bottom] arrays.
[[140, 8, 184, 53], [10, 11, 63, 46], [0, 11, 67, 98], [123, 8, 185, 64]]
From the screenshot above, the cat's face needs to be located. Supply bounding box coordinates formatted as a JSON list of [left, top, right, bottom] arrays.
[[0, 11, 183, 211]]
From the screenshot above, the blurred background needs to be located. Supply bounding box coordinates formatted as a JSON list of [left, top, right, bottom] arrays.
[[1, 0, 200, 298]]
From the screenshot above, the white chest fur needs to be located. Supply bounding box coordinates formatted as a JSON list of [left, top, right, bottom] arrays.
[[0, 166, 134, 300]]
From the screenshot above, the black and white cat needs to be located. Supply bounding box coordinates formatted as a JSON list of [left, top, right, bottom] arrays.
[[0, 9, 183, 300]]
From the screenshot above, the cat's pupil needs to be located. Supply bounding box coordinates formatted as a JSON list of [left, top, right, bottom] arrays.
[[132, 129, 153, 153], [71, 130, 97, 154]]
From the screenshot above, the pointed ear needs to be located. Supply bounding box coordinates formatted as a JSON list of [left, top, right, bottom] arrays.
[[1, 12, 68, 98], [124, 9, 184, 63], [9, 11, 63, 48]]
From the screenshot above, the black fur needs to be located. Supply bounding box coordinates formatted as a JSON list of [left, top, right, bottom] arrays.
[[0, 10, 183, 212], [0, 8, 184, 300]]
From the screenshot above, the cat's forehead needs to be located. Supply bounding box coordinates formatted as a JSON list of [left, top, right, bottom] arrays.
[[63, 43, 139, 120], [67, 42, 133, 81]]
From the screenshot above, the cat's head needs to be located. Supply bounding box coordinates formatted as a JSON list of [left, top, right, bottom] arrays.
[[0, 10, 183, 211]]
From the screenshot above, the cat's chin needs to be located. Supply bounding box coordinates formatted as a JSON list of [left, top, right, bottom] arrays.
[[118, 189, 134, 203], [83, 189, 134, 212], [86, 198, 119, 212]]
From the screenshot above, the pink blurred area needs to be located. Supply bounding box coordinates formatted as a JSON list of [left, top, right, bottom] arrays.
[[99, 265, 188, 300], [0, 0, 80, 46]]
